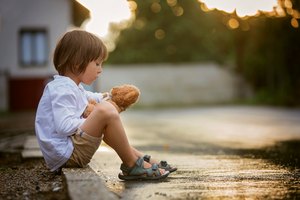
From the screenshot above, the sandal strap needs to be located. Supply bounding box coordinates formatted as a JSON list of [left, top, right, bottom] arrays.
[[136, 156, 144, 166], [144, 155, 169, 168], [143, 154, 177, 173], [143, 155, 174, 171], [120, 163, 131, 173], [159, 160, 168, 167], [120, 156, 144, 173], [121, 157, 162, 177], [143, 154, 151, 163], [147, 164, 161, 176]]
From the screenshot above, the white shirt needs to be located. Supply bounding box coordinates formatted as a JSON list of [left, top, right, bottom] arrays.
[[35, 75, 103, 171]]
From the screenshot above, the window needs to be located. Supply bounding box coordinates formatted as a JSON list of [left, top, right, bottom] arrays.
[[19, 29, 48, 66]]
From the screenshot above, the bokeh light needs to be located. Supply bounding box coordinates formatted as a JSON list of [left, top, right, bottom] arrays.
[[77, 0, 299, 50], [199, 0, 277, 17], [198, 0, 300, 28]]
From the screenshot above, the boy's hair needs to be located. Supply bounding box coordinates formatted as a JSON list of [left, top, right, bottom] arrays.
[[53, 30, 108, 75]]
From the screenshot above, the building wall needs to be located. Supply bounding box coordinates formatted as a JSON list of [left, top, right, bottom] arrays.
[[0, 0, 72, 110], [0, 0, 71, 77], [99, 63, 253, 107]]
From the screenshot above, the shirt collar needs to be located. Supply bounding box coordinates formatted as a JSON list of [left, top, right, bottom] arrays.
[[53, 75, 83, 90]]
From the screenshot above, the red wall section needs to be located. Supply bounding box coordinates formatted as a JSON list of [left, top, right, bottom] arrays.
[[9, 78, 48, 111]]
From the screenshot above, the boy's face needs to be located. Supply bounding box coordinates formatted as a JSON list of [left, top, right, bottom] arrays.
[[79, 59, 103, 85]]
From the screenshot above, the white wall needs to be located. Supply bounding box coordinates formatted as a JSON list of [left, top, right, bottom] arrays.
[[99, 63, 252, 106]]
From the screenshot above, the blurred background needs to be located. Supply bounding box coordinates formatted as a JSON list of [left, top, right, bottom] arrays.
[[1, 2, 300, 199], [0, 0, 299, 111]]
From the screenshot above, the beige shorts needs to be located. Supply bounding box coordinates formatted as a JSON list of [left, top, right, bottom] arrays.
[[65, 128, 102, 168]]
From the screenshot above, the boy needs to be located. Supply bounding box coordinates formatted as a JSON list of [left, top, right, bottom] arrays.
[[35, 30, 175, 180]]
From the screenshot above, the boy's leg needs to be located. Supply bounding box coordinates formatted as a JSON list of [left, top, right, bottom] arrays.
[[131, 146, 159, 164], [80, 101, 136, 167], [80, 101, 154, 169]]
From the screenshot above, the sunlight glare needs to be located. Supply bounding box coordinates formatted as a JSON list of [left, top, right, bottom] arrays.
[[199, 0, 277, 17], [78, 0, 131, 37], [77, 0, 133, 51], [97, 146, 112, 152]]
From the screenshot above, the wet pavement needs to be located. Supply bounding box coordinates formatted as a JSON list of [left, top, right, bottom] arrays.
[[90, 106, 300, 199]]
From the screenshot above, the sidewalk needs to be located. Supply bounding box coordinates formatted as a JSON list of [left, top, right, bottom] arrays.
[[1, 107, 300, 199], [0, 111, 118, 200]]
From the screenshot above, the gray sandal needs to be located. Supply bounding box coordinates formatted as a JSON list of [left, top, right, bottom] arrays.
[[143, 155, 177, 173], [118, 157, 170, 181]]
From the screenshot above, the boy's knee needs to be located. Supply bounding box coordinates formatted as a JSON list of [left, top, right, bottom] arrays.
[[93, 101, 118, 118]]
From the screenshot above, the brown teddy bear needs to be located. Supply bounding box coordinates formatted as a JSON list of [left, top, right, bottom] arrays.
[[83, 84, 140, 118]]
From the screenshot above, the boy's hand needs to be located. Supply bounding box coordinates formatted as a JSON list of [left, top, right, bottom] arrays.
[[102, 92, 111, 101]]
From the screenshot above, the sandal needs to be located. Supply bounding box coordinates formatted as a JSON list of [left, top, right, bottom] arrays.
[[118, 157, 170, 181], [143, 155, 177, 173]]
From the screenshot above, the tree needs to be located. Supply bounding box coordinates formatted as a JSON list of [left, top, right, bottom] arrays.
[[108, 0, 234, 64], [239, 0, 300, 105]]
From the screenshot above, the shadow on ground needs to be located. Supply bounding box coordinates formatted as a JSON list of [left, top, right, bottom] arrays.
[[135, 140, 300, 170], [235, 140, 300, 170]]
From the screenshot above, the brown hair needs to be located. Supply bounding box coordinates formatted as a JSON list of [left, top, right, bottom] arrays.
[[53, 30, 108, 75]]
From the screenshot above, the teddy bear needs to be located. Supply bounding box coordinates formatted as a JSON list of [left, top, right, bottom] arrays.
[[82, 84, 140, 118]]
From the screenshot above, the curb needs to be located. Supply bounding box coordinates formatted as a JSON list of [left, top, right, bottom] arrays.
[[63, 167, 118, 200], [22, 135, 118, 200], [22, 135, 43, 158]]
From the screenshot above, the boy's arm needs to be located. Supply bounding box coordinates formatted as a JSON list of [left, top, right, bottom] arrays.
[[84, 90, 110, 102]]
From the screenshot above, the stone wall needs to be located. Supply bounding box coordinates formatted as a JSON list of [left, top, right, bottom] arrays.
[[98, 63, 252, 106]]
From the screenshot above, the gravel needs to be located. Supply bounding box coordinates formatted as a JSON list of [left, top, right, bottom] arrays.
[[0, 111, 69, 200], [0, 152, 69, 200]]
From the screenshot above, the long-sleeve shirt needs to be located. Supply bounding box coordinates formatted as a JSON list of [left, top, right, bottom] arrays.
[[35, 75, 104, 171]]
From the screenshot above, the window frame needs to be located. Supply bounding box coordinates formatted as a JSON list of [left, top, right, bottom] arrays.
[[19, 28, 49, 67]]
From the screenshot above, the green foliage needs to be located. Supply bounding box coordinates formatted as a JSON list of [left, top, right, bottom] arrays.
[[108, 0, 235, 64], [241, 16, 300, 106]]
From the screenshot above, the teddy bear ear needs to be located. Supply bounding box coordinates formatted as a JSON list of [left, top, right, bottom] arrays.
[[111, 87, 117, 93]]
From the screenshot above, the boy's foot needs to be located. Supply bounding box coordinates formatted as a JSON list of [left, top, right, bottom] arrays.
[[143, 155, 177, 173], [118, 157, 170, 181]]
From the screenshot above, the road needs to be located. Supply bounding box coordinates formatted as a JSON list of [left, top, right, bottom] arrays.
[[89, 106, 300, 199]]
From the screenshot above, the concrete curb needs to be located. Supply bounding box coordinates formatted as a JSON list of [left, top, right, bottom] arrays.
[[22, 135, 118, 200], [63, 167, 118, 200], [22, 135, 43, 158]]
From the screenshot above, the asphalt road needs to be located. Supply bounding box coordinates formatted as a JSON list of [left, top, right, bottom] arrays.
[[90, 106, 300, 199]]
